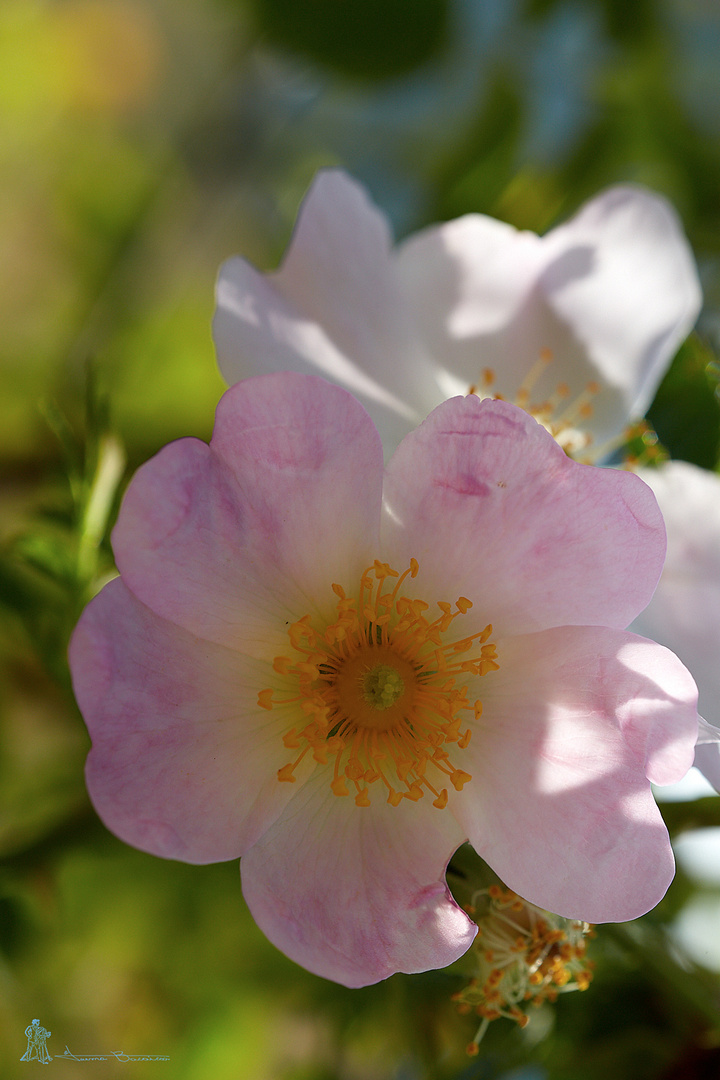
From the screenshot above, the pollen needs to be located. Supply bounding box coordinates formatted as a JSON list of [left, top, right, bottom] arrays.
[[453, 885, 595, 1051], [257, 559, 499, 809]]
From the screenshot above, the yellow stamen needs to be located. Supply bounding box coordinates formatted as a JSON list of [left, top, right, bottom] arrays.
[[258, 561, 499, 809], [454, 886, 595, 1052], [468, 350, 604, 460]]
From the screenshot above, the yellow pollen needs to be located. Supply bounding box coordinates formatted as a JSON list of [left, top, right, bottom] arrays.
[[258, 560, 499, 809], [454, 886, 595, 1052]]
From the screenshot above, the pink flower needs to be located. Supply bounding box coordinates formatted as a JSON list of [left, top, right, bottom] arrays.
[[213, 170, 701, 457], [69, 373, 698, 987], [632, 461, 720, 791]]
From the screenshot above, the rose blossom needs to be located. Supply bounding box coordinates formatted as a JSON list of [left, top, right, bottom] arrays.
[[69, 372, 698, 987], [213, 169, 715, 783], [213, 170, 701, 458]]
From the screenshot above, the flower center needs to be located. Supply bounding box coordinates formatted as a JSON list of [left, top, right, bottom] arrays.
[[257, 559, 500, 809], [363, 663, 405, 710], [358, 656, 405, 717]]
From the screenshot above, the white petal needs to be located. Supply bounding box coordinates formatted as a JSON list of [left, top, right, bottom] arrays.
[[396, 213, 547, 400], [213, 170, 441, 451], [542, 186, 702, 420], [396, 186, 701, 447], [632, 462, 720, 730]]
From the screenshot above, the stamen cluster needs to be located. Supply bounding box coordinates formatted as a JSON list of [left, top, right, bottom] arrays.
[[469, 350, 600, 460], [257, 559, 499, 809], [453, 885, 594, 1054], [469, 351, 670, 473]]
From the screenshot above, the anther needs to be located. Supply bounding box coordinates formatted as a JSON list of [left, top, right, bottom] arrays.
[[263, 559, 499, 809]]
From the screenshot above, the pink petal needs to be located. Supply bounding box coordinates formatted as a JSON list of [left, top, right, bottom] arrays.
[[397, 186, 701, 446], [240, 773, 473, 987], [213, 170, 439, 450], [382, 395, 666, 636], [69, 579, 312, 863], [611, 634, 700, 785], [451, 625, 698, 922], [633, 462, 720, 730], [113, 373, 383, 648]]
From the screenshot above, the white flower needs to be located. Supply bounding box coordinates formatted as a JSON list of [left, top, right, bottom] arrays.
[[213, 169, 701, 458]]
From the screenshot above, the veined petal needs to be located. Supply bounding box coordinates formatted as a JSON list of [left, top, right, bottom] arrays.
[[213, 170, 439, 449], [70, 579, 311, 863], [240, 771, 473, 987], [113, 373, 383, 648], [451, 626, 698, 922], [382, 395, 666, 636]]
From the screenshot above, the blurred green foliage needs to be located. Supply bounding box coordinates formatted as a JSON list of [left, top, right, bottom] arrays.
[[250, 0, 450, 80], [648, 335, 720, 468], [2, 0, 720, 1078]]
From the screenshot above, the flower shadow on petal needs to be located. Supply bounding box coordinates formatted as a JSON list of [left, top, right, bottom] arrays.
[[451, 626, 698, 924]]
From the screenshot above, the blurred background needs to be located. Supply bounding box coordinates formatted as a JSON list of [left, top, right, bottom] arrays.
[[2, 0, 720, 1077]]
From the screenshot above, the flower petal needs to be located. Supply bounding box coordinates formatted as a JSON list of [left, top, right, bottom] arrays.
[[382, 395, 666, 635], [693, 721, 720, 796], [113, 373, 383, 648], [542, 186, 702, 421], [396, 212, 546, 394], [452, 626, 698, 923], [213, 170, 440, 450], [632, 463, 720, 730], [240, 771, 473, 987], [70, 578, 312, 862], [397, 186, 701, 446], [696, 717, 720, 748]]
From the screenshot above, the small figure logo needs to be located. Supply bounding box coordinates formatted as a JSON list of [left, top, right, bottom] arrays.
[[19, 1018, 169, 1063], [21, 1019, 52, 1064]]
